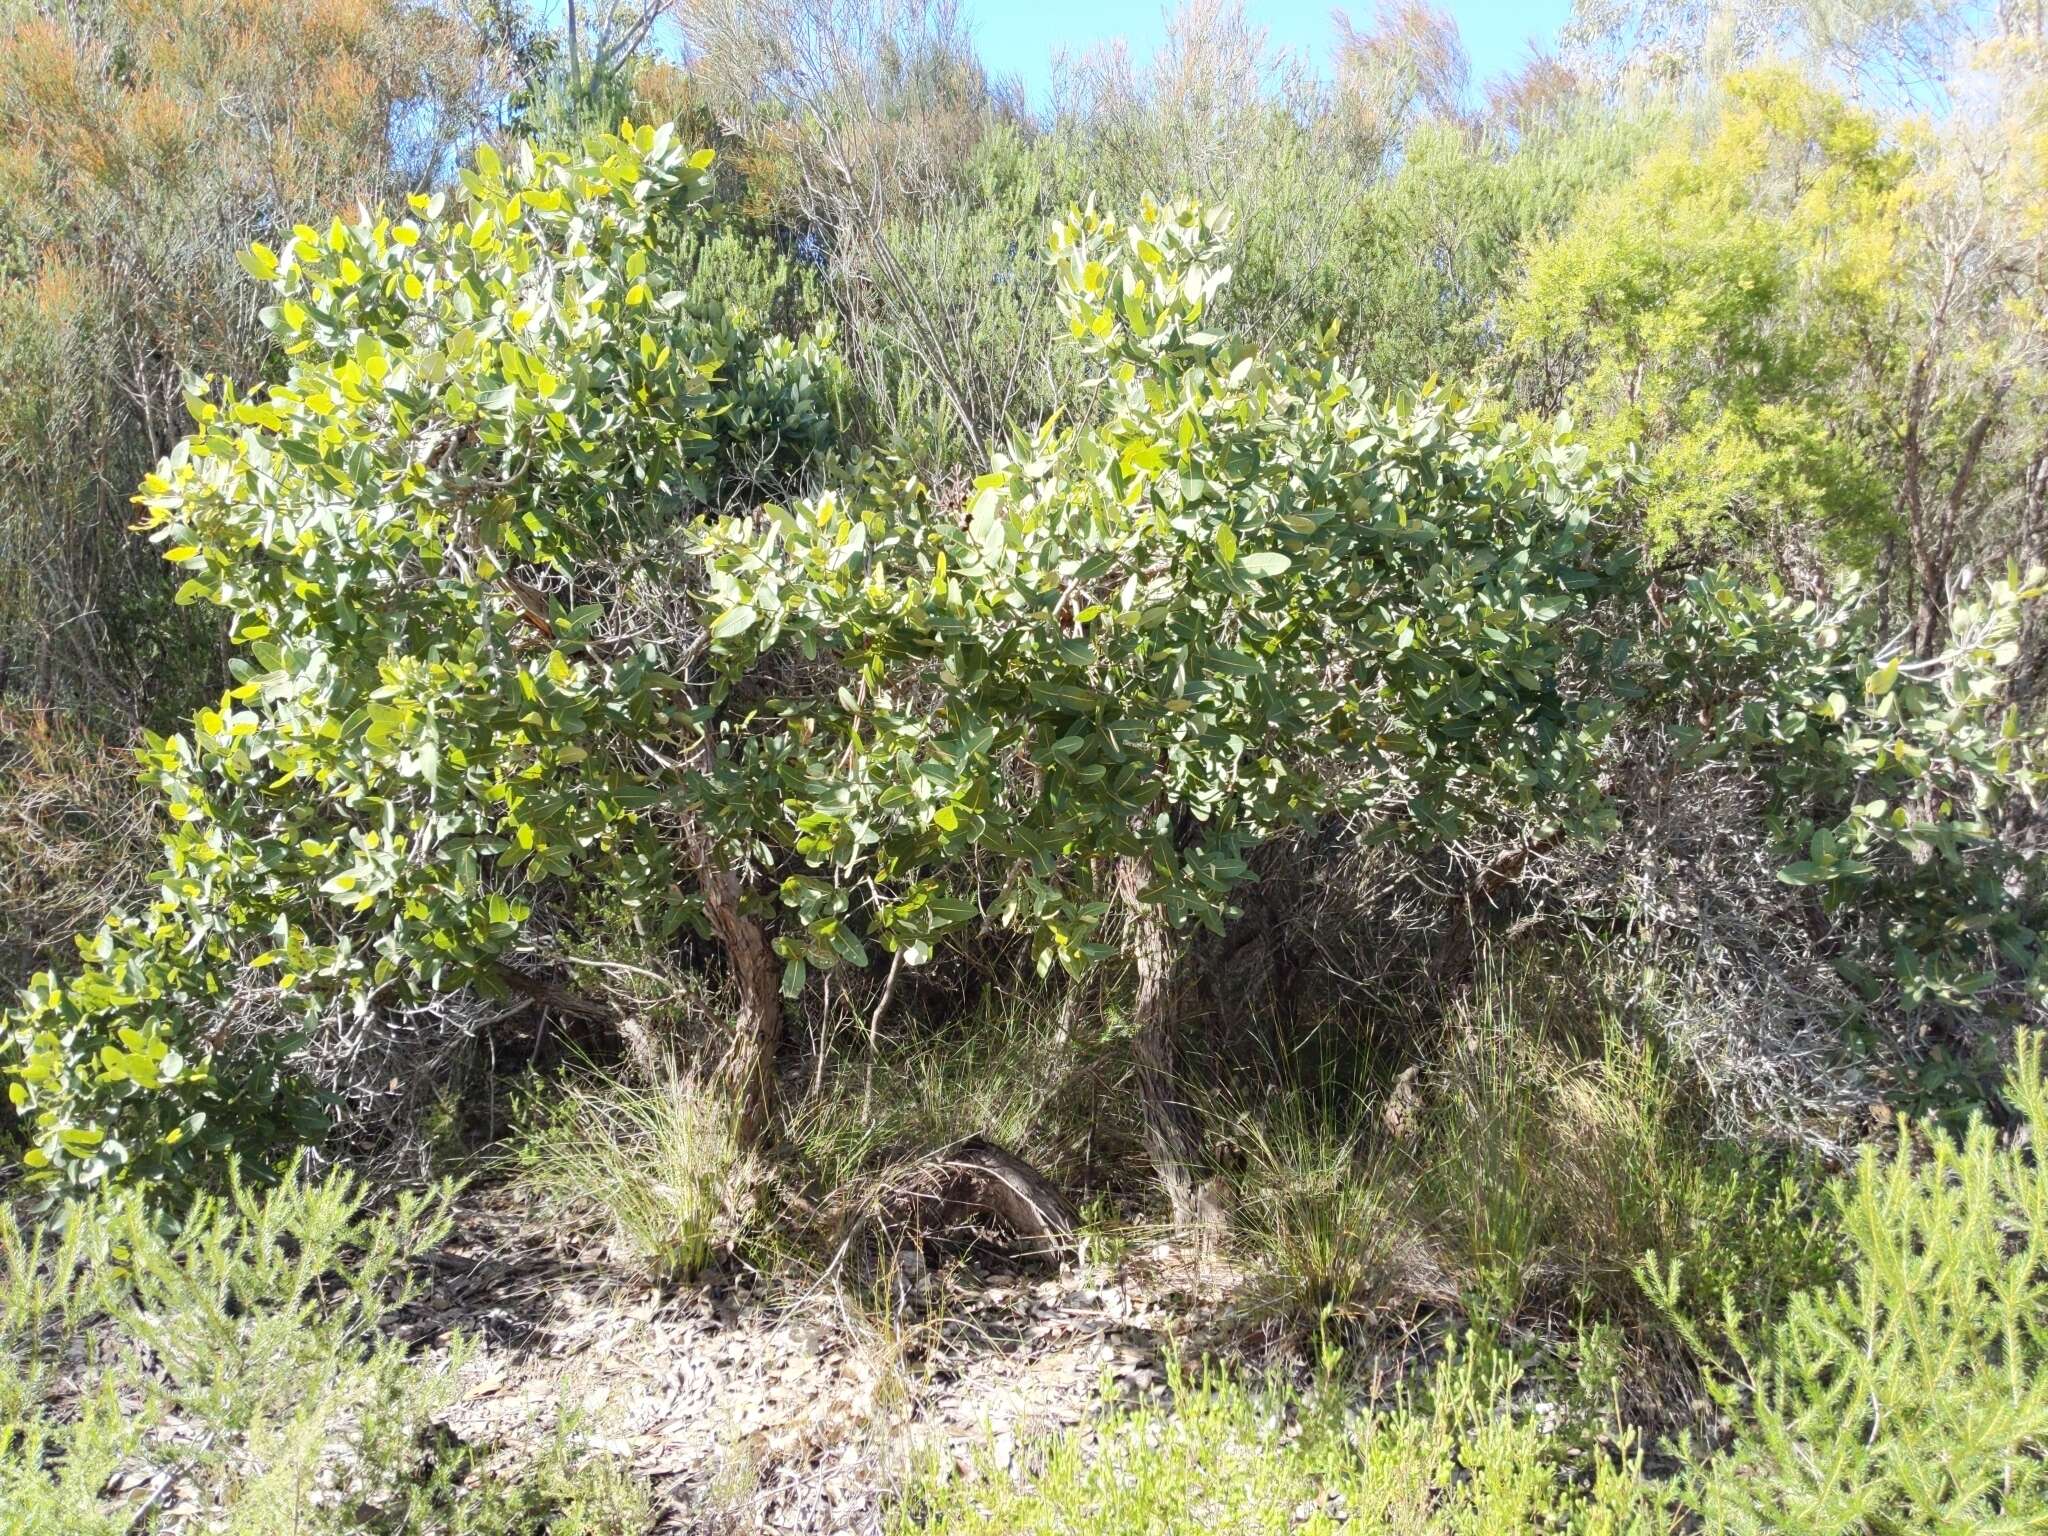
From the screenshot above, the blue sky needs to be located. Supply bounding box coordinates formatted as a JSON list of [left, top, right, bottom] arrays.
[[961, 1, 1579, 108]]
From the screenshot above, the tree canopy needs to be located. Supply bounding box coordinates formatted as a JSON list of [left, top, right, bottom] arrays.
[[4, 136, 1627, 1205], [5, 123, 842, 1190]]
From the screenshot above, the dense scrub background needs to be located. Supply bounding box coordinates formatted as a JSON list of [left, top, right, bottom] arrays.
[[2, 0, 2047, 1530]]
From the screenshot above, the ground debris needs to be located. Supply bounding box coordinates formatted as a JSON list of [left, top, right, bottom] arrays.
[[400, 1185, 1237, 1533]]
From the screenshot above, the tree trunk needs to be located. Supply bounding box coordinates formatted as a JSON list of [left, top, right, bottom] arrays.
[[682, 818, 783, 1150], [1117, 854, 1226, 1233], [1913, 394, 2006, 654]]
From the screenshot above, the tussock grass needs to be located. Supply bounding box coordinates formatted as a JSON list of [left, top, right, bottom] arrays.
[[1226, 1101, 1445, 1330], [508, 1066, 760, 1283], [754, 986, 1142, 1415], [1223, 950, 1835, 1338], [770, 986, 1136, 1279]]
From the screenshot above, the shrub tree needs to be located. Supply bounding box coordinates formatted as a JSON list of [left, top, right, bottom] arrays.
[[1, 146, 1624, 1222], [696, 200, 1626, 1222], [2, 122, 843, 1192]]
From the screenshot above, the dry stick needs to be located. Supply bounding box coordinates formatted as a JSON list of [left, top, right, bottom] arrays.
[[812, 973, 837, 1096], [119, 1431, 217, 1535], [862, 948, 903, 1111], [490, 964, 609, 1022]]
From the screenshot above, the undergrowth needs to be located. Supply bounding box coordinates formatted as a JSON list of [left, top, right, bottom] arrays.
[[12, 980, 2045, 1534], [1224, 956, 1838, 1341], [0, 707, 153, 991], [508, 1064, 762, 1282], [894, 1337, 1673, 1534], [0, 1163, 653, 1534], [896, 1028, 2048, 1535]]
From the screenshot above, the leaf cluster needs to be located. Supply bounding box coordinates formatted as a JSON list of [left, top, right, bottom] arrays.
[[1654, 567, 2048, 1013], [692, 197, 1627, 986]]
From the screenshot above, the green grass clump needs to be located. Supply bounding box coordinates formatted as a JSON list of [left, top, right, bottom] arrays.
[[509, 1067, 758, 1282], [791, 989, 1124, 1186], [1226, 960, 1836, 1338], [1227, 1101, 1434, 1329], [774, 986, 1135, 1267], [894, 1339, 1672, 1534]]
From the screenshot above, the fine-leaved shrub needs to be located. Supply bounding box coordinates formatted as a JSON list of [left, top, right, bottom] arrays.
[[1648, 1032, 2048, 1531], [0, 1164, 653, 1533], [893, 1338, 1672, 1534]]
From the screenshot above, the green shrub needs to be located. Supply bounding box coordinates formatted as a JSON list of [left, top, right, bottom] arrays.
[[701, 194, 1627, 1218], [1, 119, 845, 1195], [509, 1069, 758, 1282], [1504, 70, 1902, 569], [0, 1164, 652, 1533], [1655, 569, 2048, 1020], [1650, 1031, 2048, 1532], [893, 1339, 1672, 1534]]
